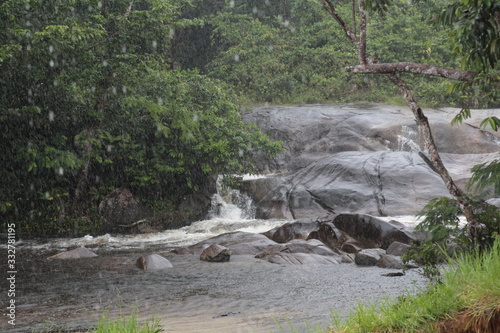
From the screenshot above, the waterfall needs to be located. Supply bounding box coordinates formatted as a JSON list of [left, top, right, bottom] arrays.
[[206, 176, 256, 220], [397, 125, 422, 152]]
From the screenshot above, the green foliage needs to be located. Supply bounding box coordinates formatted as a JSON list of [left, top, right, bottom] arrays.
[[330, 237, 500, 333], [403, 196, 500, 280], [92, 312, 161, 333], [468, 159, 500, 196], [403, 197, 467, 280], [0, 0, 281, 236], [199, 0, 468, 105]]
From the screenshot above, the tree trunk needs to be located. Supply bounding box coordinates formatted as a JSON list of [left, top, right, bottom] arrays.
[[318, 0, 482, 247]]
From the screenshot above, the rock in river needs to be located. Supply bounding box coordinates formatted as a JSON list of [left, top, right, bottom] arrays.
[[47, 247, 98, 260], [200, 244, 232, 262], [136, 253, 173, 271]]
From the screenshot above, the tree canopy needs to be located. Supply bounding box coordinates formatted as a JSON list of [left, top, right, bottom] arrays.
[[1, 0, 497, 236], [0, 0, 281, 235]]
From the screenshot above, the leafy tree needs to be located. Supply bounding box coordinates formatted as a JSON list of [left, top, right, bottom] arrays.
[[0, 0, 281, 236], [316, 0, 499, 249]]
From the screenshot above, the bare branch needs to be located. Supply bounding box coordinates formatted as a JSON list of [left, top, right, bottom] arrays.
[[318, 0, 358, 44], [347, 62, 477, 81]]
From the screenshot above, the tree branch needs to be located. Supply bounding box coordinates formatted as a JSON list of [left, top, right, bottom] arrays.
[[318, 0, 358, 44], [347, 62, 477, 81], [358, 0, 367, 64]]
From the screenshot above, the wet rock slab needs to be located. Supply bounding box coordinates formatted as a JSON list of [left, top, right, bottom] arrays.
[[46, 247, 98, 260]]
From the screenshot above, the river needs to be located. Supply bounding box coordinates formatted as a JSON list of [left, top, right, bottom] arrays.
[[1, 193, 431, 333]]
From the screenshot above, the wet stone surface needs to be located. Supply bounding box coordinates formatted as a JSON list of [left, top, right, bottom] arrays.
[[2, 248, 429, 333]]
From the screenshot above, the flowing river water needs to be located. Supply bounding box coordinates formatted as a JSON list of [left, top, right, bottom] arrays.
[[1, 193, 431, 333]]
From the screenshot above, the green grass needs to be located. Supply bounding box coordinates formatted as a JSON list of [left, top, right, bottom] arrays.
[[326, 237, 500, 333], [90, 312, 161, 333]]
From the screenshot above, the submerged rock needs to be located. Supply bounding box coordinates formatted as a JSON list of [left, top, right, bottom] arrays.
[[188, 231, 277, 255], [136, 254, 173, 271], [47, 247, 98, 260]]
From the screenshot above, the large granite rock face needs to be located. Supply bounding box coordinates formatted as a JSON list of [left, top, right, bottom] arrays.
[[241, 104, 499, 219]]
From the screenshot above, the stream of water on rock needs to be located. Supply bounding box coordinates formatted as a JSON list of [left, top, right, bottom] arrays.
[[2, 187, 431, 333]]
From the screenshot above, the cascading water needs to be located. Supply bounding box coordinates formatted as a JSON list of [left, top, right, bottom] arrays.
[[397, 125, 422, 152], [18, 175, 285, 252], [207, 190, 256, 220]]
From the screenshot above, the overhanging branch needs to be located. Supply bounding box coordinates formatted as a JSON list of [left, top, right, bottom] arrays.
[[347, 62, 477, 81]]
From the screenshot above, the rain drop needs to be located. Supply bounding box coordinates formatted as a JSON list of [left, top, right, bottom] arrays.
[[107, 145, 112, 152], [49, 60, 55, 67], [252, 6, 258, 14], [97, 1, 103, 9], [122, 45, 127, 53], [170, 29, 175, 38], [30, 183, 35, 191], [122, 86, 127, 94], [44, 191, 51, 199], [49, 45, 54, 53], [152, 40, 157, 49], [102, 60, 108, 67], [234, 54, 240, 62], [229, 0, 235, 8], [268, 45, 274, 52], [158, 97, 163, 105], [58, 167, 64, 176], [49, 111, 55, 122], [112, 86, 117, 94]]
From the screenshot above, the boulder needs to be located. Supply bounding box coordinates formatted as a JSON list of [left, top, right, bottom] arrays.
[[255, 239, 342, 265], [376, 254, 404, 269], [255, 239, 338, 258], [136, 254, 173, 271], [200, 244, 231, 262], [266, 219, 321, 243], [354, 248, 386, 266], [99, 188, 152, 233], [266, 253, 341, 265], [386, 241, 411, 256], [47, 247, 97, 260], [341, 242, 362, 254], [333, 214, 416, 249], [308, 221, 346, 252]]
